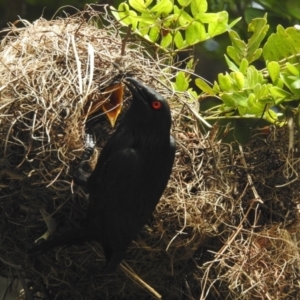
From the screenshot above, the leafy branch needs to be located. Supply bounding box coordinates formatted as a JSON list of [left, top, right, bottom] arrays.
[[111, 0, 300, 125], [197, 16, 300, 124], [111, 0, 239, 51]]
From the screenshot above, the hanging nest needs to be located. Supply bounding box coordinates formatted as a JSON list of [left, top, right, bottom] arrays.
[[0, 5, 300, 300]]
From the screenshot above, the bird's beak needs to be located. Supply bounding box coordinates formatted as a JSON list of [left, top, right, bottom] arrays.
[[124, 77, 147, 103], [101, 83, 124, 127]]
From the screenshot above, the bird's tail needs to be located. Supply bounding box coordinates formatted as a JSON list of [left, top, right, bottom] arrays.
[[27, 229, 88, 254]]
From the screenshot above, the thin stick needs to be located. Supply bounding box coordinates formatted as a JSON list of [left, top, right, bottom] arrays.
[[120, 262, 162, 299]]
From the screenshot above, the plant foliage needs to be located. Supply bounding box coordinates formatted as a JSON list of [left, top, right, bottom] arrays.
[[112, 0, 300, 125], [196, 17, 300, 124], [111, 0, 239, 51]]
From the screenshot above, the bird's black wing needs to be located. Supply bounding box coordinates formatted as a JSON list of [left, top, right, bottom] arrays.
[[85, 146, 143, 250], [29, 147, 140, 258]]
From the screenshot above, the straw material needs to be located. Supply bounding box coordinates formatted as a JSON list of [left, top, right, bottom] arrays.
[[0, 5, 299, 300]]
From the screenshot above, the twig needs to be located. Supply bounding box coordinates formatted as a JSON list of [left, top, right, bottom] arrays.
[[238, 145, 263, 203], [120, 262, 162, 299]]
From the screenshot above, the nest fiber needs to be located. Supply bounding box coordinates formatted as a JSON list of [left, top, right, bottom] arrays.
[[0, 6, 300, 300]]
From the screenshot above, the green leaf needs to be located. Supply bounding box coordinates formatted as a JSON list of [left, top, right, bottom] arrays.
[[227, 17, 268, 65], [263, 25, 300, 62], [280, 73, 300, 97], [251, 48, 263, 62], [269, 86, 293, 104], [208, 11, 228, 37], [220, 93, 235, 107], [133, 15, 157, 23], [186, 58, 194, 70], [292, 79, 300, 89], [218, 73, 232, 91], [138, 14, 153, 35], [160, 32, 173, 48], [190, 0, 207, 16], [233, 72, 245, 89], [253, 83, 270, 101], [174, 31, 184, 49], [286, 62, 299, 76], [177, 0, 192, 8], [247, 93, 256, 108], [267, 61, 280, 83], [129, 0, 149, 13], [162, 13, 179, 26], [228, 17, 241, 29], [145, 0, 153, 6], [213, 81, 221, 93], [247, 66, 265, 88], [247, 17, 269, 63], [228, 92, 249, 111], [195, 12, 219, 23], [174, 6, 193, 26], [227, 45, 245, 65], [112, 3, 131, 24], [128, 10, 139, 29], [276, 78, 284, 89], [175, 72, 189, 91], [227, 31, 246, 65], [150, 0, 173, 15], [148, 25, 160, 42], [246, 94, 267, 116], [239, 59, 249, 74], [238, 106, 247, 115], [265, 109, 278, 123], [195, 78, 215, 94], [224, 55, 239, 72], [186, 21, 206, 44]]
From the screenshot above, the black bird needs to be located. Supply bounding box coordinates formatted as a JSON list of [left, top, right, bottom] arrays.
[[29, 78, 176, 274]]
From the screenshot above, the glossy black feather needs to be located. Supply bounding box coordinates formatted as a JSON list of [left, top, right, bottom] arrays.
[[29, 78, 176, 274]]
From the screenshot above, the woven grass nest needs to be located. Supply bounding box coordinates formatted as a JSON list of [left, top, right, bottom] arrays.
[[0, 5, 300, 300]]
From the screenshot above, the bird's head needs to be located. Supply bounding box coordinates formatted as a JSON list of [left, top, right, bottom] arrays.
[[124, 77, 172, 135]]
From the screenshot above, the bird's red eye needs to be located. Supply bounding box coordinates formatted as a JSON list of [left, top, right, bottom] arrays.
[[151, 100, 162, 110]]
